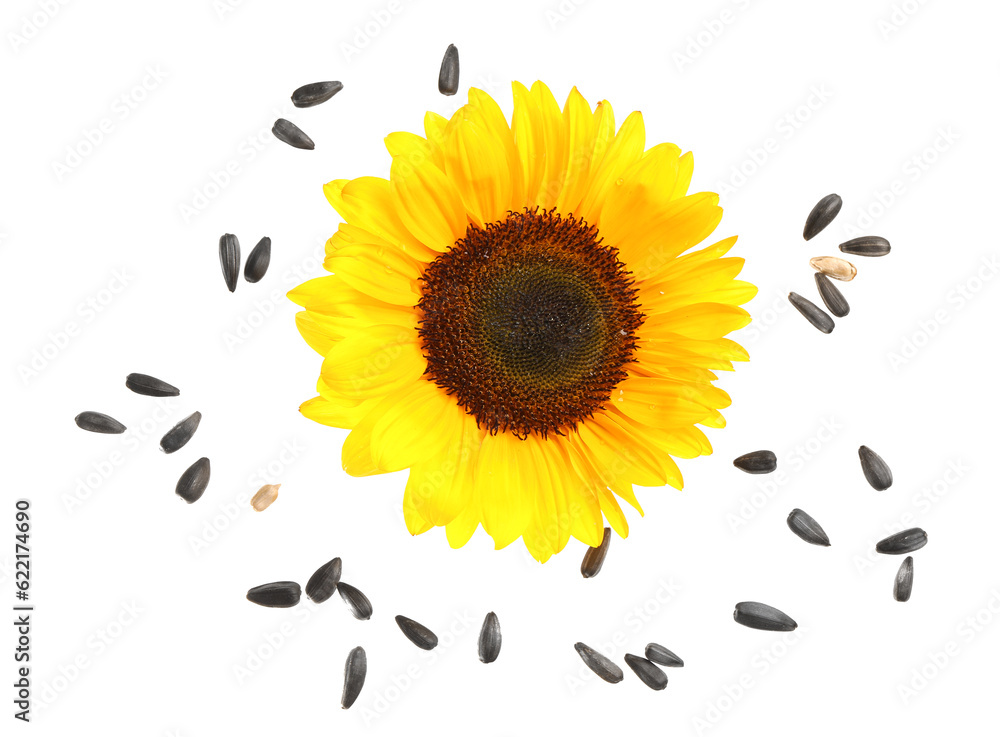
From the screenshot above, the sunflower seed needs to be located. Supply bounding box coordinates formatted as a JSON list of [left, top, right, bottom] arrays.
[[840, 236, 891, 257], [803, 193, 842, 240], [858, 445, 893, 490], [291, 80, 343, 108], [337, 582, 372, 620], [246, 581, 301, 608], [814, 273, 850, 317], [219, 233, 240, 292], [341, 646, 366, 709], [305, 556, 342, 603], [733, 601, 798, 631], [125, 373, 179, 397], [272, 118, 315, 150], [786, 508, 831, 547], [250, 483, 280, 512], [478, 612, 502, 663], [876, 528, 927, 555], [644, 643, 683, 668], [395, 615, 439, 650], [438, 44, 460, 95], [244, 237, 271, 283], [581, 526, 611, 578], [175, 457, 210, 503], [75, 411, 126, 434], [788, 292, 835, 333], [894, 556, 914, 602], [809, 256, 856, 281], [624, 654, 669, 691], [574, 642, 623, 683], [733, 450, 777, 474], [159, 411, 202, 454]]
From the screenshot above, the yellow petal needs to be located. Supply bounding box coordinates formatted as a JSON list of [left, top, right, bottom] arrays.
[[390, 150, 469, 252], [406, 418, 484, 526], [476, 432, 534, 550], [324, 243, 423, 306], [320, 324, 424, 402]]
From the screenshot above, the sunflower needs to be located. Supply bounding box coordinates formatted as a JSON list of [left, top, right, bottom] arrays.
[[288, 81, 756, 562]]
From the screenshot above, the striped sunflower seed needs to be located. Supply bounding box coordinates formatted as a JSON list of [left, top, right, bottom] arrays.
[[395, 615, 439, 650], [574, 642, 623, 684], [159, 411, 202, 454], [645, 643, 683, 668], [814, 273, 850, 317], [305, 556, 341, 603], [175, 457, 210, 503], [125, 373, 179, 397], [858, 445, 892, 490], [803, 193, 842, 240], [337, 582, 372, 620], [244, 237, 270, 283], [733, 601, 798, 631], [876, 528, 927, 555], [250, 483, 280, 512], [478, 612, 501, 664], [438, 44, 460, 95], [840, 236, 890, 257], [219, 233, 240, 292], [341, 646, 367, 709], [272, 118, 315, 150], [246, 581, 301, 608], [75, 411, 126, 434], [787, 508, 831, 546], [788, 292, 835, 333], [624, 654, 668, 691], [581, 526, 611, 578], [894, 556, 914, 602], [291, 80, 343, 108], [733, 450, 777, 474], [809, 256, 856, 281]]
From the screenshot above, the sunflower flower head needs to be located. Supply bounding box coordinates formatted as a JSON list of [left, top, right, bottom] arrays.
[[288, 82, 757, 562]]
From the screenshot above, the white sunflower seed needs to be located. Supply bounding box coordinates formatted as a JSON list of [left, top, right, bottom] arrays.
[[840, 236, 891, 257], [250, 483, 280, 512], [733, 601, 798, 631], [478, 612, 502, 663], [858, 445, 892, 490], [337, 582, 372, 620], [438, 44, 459, 95], [624, 654, 669, 691], [219, 233, 240, 292], [395, 615, 438, 650], [75, 411, 126, 434], [814, 273, 850, 317], [246, 581, 301, 608], [876, 528, 927, 555], [803, 193, 842, 240], [341, 646, 367, 709], [272, 118, 315, 150], [159, 411, 202, 454], [786, 508, 831, 546], [291, 80, 342, 108], [244, 237, 270, 283], [894, 556, 914, 602], [574, 642, 623, 684], [809, 256, 857, 281], [644, 643, 683, 667], [175, 457, 210, 504], [125, 373, 179, 397], [581, 526, 611, 578], [788, 292, 835, 333], [733, 450, 777, 474], [305, 556, 341, 603]]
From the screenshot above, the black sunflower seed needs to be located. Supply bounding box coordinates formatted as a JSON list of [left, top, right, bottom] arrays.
[[581, 526, 611, 578], [876, 528, 927, 555], [159, 411, 202, 454], [272, 118, 315, 150], [337, 582, 372, 620], [803, 193, 842, 240], [624, 654, 669, 691], [305, 556, 341, 603], [125, 373, 179, 397], [786, 508, 831, 546], [644, 643, 683, 668], [733, 450, 777, 474], [840, 236, 891, 257], [246, 581, 301, 608], [438, 44, 460, 96], [858, 445, 893, 490], [291, 80, 343, 108], [814, 273, 850, 317], [733, 601, 798, 631], [478, 612, 502, 664], [244, 237, 271, 283], [788, 292, 835, 333], [574, 642, 623, 684], [75, 411, 126, 434], [219, 233, 240, 292], [395, 615, 438, 650], [175, 457, 210, 504], [894, 556, 914, 602], [341, 646, 366, 709]]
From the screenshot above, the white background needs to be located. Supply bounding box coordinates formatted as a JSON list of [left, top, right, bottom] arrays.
[[3, 0, 999, 734]]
